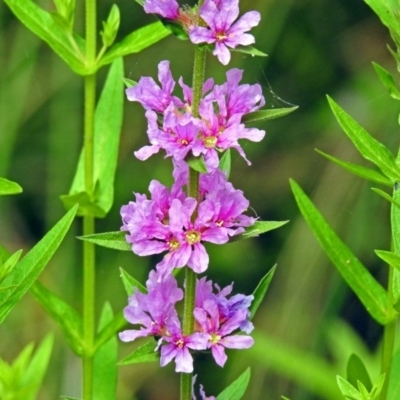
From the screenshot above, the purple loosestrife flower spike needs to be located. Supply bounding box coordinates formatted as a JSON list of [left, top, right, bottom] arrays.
[[143, 0, 179, 19], [189, 0, 261, 65]]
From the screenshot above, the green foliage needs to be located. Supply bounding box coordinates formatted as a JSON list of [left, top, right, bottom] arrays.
[[118, 340, 159, 365], [337, 374, 385, 400], [186, 155, 208, 173], [249, 265, 276, 319], [78, 231, 131, 251], [0, 335, 53, 400], [0, 206, 77, 325], [93, 302, 118, 400], [346, 354, 372, 392], [30, 281, 84, 356], [216, 368, 251, 400], [375, 250, 400, 272], [390, 187, 400, 303], [236, 220, 289, 240], [0, 250, 22, 288], [100, 5, 120, 49], [230, 45, 267, 58], [327, 96, 400, 182], [52, 0, 76, 32], [242, 106, 298, 124], [372, 62, 400, 101], [61, 58, 124, 217], [94, 311, 126, 353], [290, 179, 394, 325], [0, 177, 22, 196], [371, 187, 400, 210], [388, 347, 400, 400], [119, 267, 146, 296], [219, 149, 231, 179]]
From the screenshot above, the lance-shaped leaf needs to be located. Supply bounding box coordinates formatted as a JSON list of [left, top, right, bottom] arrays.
[[99, 21, 170, 67], [250, 265, 276, 319], [4, 0, 86, 75], [0, 250, 22, 284], [371, 187, 400, 210], [94, 310, 126, 352], [346, 354, 372, 392], [186, 154, 208, 173], [290, 179, 393, 325], [375, 250, 400, 272], [337, 376, 363, 400], [242, 107, 298, 124], [234, 220, 289, 241], [120, 267, 146, 296], [30, 282, 84, 356], [231, 45, 267, 57], [327, 96, 400, 182], [316, 149, 392, 187], [118, 340, 158, 365], [219, 149, 231, 179], [62, 58, 124, 217], [78, 231, 131, 251], [0, 177, 22, 196], [93, 303, 118, 400], [390, 187, 400, 303], [0, 206, 77, 325], [216, 368, 251, 400], [373, 62, 400, 100]]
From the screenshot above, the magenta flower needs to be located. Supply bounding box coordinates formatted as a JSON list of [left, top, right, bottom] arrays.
[[189, 0, 261, 65], [143, 0, 180, 19]]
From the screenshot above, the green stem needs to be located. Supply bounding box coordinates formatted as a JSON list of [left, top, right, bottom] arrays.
[[82, 0, 97, 397], [179, 45, 206, 400]]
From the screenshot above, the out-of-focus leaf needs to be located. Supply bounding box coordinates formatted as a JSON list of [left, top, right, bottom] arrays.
[[373, 62, 400, 100], [118, 340, 158, 365], [0, 177, 22, 195], [123, 78, 136, 88], [388, 347, 400, 400], [316, 149, 392, 187], [30, 282, 84, 356], [94, 310, 126, 352], [242, 107, 298, 124], [93, 302, 118, 400], [219, 149, 231, 179], [290, 179, 393, 325], [371, 188, 400, 209], [216, 368, 251, 400], [120, 267, 146, 296], [346, 354, 372, 392], [78, 231, 131, 251], [100, 22, 170, 66], [337, 376, 362, 400], [390, 187, 400, 303], [327, 96, 400, 182], [63, 58, 124, 218], [0, 206, 77, 325], [231, 45, 267, 57], [250, 265, 276, 319], [235, 221, 289, 241], [3, 0, 86, 74]]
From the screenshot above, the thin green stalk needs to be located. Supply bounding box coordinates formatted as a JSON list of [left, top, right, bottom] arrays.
[[180, 45, 206, 400], [82, 0, 97, 397]]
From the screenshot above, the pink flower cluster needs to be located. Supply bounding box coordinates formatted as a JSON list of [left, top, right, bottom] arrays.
[[144, 0, 261, 65], [127, 60, 265, 171]]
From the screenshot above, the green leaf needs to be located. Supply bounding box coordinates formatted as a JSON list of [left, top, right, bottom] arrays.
[[388, 347, 400, 400], [0, 177, 22, 196], [327, 96, 400, 182], [118, 340, 158, 365], [371, 187, 400, 209], [78, 231, 131, 251], [0, 250, 22, 283], [122, 78, 137, 88], [250, 265, 276, 319], [186, 155, 208, 173], [99, 21, 170, 67], [316, 149, 392, 187], [100, 4, 120, 48], [94, 310, 126, 352], [372, 62, 400, 100], [346, 354, 372, 392], [219, 149, 231, 179], [119, 267, 146, 296], [63, 58, 124, 218], [0, 206, 77, 325], [390, 186, 400, 303], [235, 220, 289, 241], [53, 0, 76, 31], [93, 303, 118, 400], [242, 107, 298, 124], [216, 368, 251, 400], [290, 179, 393, 325], [336, 376, 362, 400], [375, 250, 400, 272], [370, 374, 385, 400], [30, 281, 84, 356], [23, 334, 54, 400], [231, 45, 267, 57], [3, 0, 86, 75]]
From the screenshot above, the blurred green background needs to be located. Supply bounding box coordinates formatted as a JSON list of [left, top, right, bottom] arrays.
[[0, 0, 398, 399]]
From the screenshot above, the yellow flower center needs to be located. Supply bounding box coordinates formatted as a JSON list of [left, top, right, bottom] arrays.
[[204, 136, 217, 148], [175, 339, 184, 349], [169, 238, 180, 251], [185, 230, 201, 245], [210, 333, 221, 344]]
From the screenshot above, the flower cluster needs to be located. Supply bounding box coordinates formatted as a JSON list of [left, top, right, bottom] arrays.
[[119, 271, 254, 372], [126, 61, 265, 171], [143, 0, 261, 65]]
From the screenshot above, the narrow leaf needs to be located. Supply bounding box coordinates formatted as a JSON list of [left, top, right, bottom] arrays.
[[250, 265, 276, 319], [119, 267, 146, 296], [316, 149, 392, 187], [346, 354, 372, 392], [388, 347, 400, 400], [3, 0, 86, 75], [93, 303, 118, 400], [390, 186, 400, 303], [219, 149, 231, 179], [375, 250, 400, 272], [236, 220, 289, 241], [327, 96, 400, 182], [242, 107, 298, 124], [216, 368, 251, 400], [94, 310, 126, 352], [118, 340, 158, 365], [186, 155, 208, 173], [336, 376, 362, 400], [78, 231, 131, 251], [0, 177, 22, 196], [100, 22, 170, 66], [0, 206, 77, 325], [371, 188, 400, 209], [231, 45, 267, 57], [30, 282, 84, 356], [290, 179, 392, 325], [0, 250, 23, 283], [373, 62, 400, 100]]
